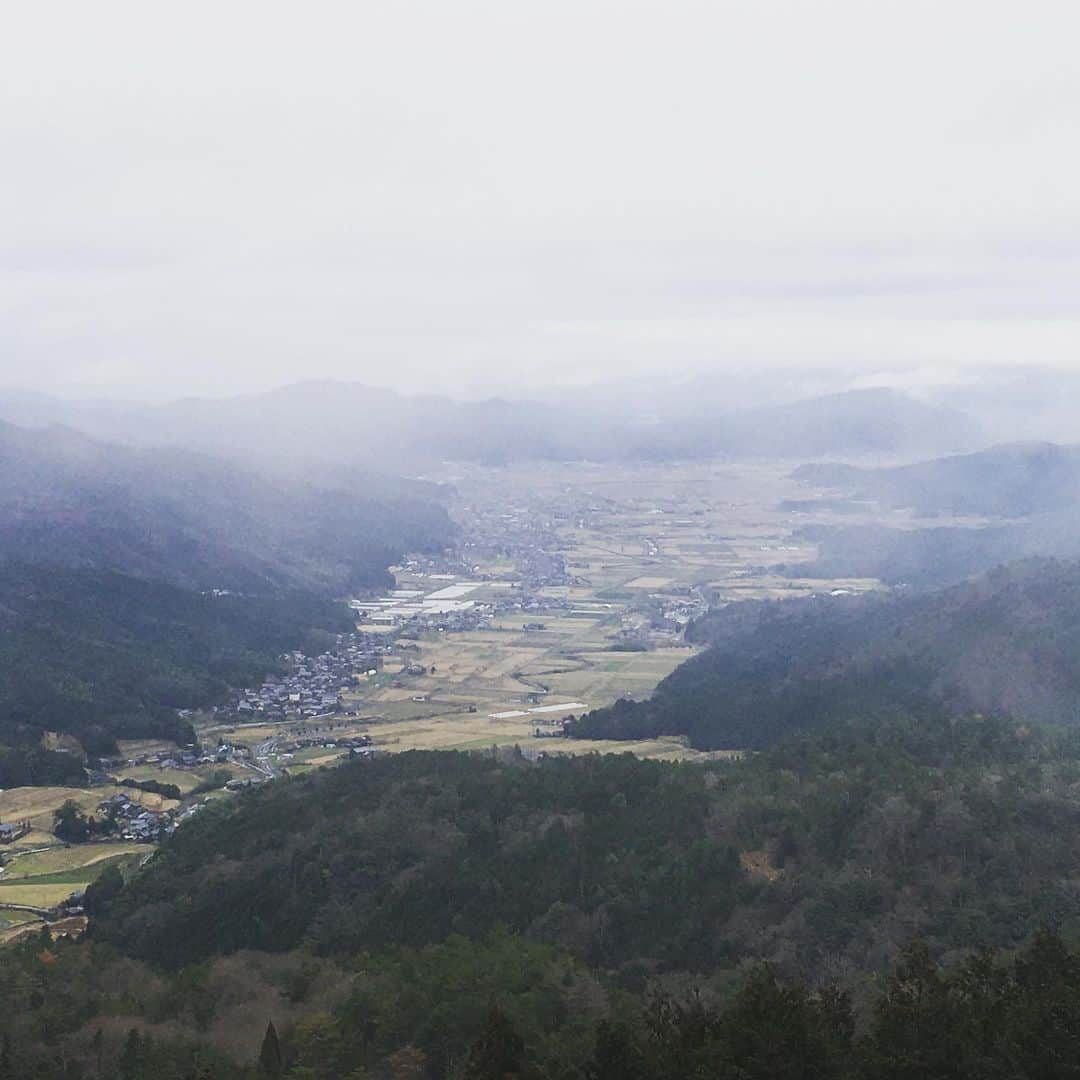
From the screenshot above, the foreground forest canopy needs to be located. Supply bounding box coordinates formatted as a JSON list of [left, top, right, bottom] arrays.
[[5, 715, 1080, 1076], [571, 558, 1080, 749]]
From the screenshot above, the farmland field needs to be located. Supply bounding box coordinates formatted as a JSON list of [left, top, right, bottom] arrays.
[[0, 836, 147, 940], [116, 765, 205, 793], [0, 882, 90, 909], [301, 460, 887, 760], [0, 844, 144, 882], [206, 460, 944, 766], [0, 785, 179, 835]]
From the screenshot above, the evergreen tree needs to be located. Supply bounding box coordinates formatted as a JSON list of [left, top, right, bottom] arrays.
[[119, 1028, 143, 1080], [0, 1033, 13, 1080], [91, 1028, 104, 1077], [259, 1021, 283, 1078], [463, 1006, 525, 1080], [587, 1020, 645, 1080]]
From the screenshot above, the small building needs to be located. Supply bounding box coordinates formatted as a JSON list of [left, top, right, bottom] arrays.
[[0, 820, 30, 844]]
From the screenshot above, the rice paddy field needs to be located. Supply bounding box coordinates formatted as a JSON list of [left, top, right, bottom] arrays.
[[0, 834, 148, 940], [0, 784, 170, 939]]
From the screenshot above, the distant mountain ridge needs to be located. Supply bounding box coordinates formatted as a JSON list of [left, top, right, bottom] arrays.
[[0, 382, 983, 467], [659, 387, 980, 460]]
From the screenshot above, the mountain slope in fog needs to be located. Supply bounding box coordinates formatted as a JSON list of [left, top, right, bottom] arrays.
[[790, 442, 1080, 587], [0, 421, 454, 774], [0, 419, 453, 593], [637, 387, 980, 460], [570, 558, 1080, 749], [794, 441, 1080, 518]]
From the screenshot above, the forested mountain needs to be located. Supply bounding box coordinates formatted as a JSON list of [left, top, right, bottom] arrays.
[[6, 716, 1080, 1077], [91, 717, 1080, 975], [0, 419, 453, 594], [0, 564, 353, 770], [0, 420, 455, 781], [0, 383, 981, 468], [570, 559, 1080, 750], [789, 510, 1080, 589]]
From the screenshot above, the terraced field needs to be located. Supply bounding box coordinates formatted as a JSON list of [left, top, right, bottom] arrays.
[[0, 837, 147, 940]]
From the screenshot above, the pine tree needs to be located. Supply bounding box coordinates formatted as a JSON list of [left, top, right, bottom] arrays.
[[119, 1028, 142, 1080], [91, 1028, 104, 1077], [259, 1021, 284, 1077], [463, 1005, 525, 1079], [0, 1033, 14, 1080], [587, 1020, 645, 1080]]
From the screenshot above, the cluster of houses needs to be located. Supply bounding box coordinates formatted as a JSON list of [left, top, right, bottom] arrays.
[[109, 746, 212, 772], [97, 793, 177, 842], [232, 634, 388, 720], [276, 733, 373, 757]]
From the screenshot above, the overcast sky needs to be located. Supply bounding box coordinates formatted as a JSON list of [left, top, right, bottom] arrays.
[[3, 1, 1079, 400]]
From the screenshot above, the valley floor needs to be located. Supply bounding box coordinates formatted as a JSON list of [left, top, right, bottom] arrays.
[[209, 460, 914, 767]]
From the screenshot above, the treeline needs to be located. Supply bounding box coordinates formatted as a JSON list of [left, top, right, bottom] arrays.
[[279, 930, 1080, 1079], [0, 743, 87, 789], [570, 558, 1080, 749]]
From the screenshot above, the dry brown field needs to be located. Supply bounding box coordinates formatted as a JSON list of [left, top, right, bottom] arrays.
[[0, 785, 179, 833]]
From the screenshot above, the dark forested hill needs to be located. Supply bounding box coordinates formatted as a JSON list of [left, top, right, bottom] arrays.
[[0, 564, 353, 768], [788, 509, 1080, 589], [570, 559, 1080, 750], [7, 717, 1080, 1076], [90, 717, 1080, 978], [0, 419, 453, 594]]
